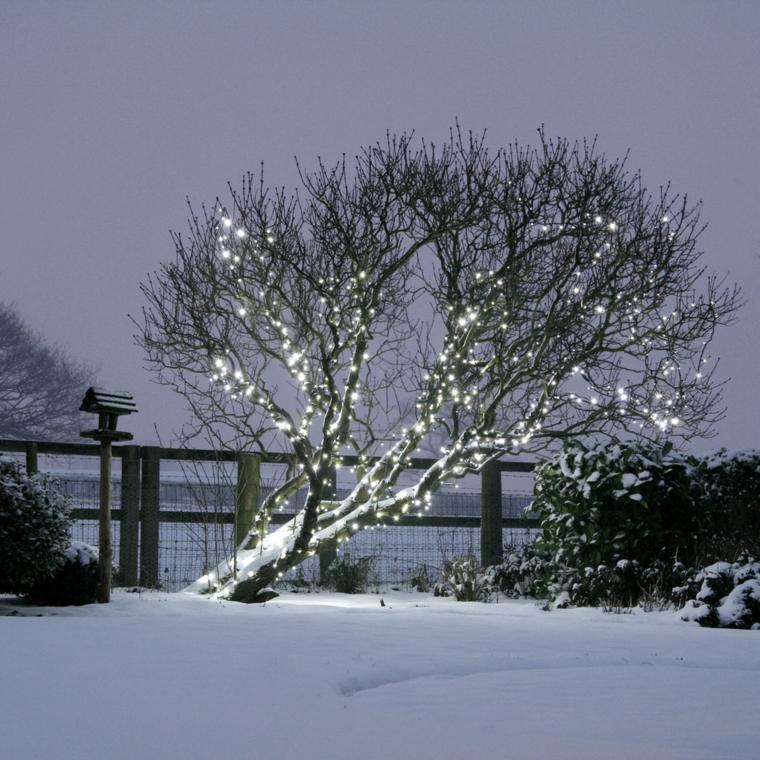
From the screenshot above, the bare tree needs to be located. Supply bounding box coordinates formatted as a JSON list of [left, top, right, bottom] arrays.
[[138, 129, 739, 601], [0, 302, 94, 441]]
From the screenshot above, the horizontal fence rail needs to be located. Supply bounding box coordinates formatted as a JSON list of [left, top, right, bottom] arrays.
[[0, 438, 537, 471], [1, 439, 540, 591]]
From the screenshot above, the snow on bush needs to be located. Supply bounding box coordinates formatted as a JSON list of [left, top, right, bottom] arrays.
[[681, 560, 760, 629], [529, 440, 702, 605], [488, 544, 551, 599], [0, 459, 72, 595], [434, 556, 493, 601], [64, 540, 99, 566], [430, 445, 760, 619], [26, 541, 101, 606]]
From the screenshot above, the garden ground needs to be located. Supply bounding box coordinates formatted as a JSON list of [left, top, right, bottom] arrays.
[[1, 590, 757, 760]]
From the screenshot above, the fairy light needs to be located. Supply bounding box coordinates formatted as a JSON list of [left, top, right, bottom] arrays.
[[193, 182, 721, 600]]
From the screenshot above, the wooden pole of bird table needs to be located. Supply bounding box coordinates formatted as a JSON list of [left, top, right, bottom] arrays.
[[97, 436, 113, 603]]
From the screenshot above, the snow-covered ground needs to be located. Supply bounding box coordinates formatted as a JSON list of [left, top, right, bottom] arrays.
[[1, 591, 757, 760]]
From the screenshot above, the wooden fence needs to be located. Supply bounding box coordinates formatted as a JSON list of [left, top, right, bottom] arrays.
[[0, 439, 538, 587]]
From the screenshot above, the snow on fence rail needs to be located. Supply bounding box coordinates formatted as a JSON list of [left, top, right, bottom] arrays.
[[0, 439, 539, 591]]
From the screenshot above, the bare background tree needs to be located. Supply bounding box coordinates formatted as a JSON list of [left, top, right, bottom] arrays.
[[138, 129, 739, 601], [0, 302, 94, 441]]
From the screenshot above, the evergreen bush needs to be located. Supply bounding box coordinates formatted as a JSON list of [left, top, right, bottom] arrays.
[[0, 460, 72, 595], [458, 444, 760, 614], [27, 541, 99, 605], [696, 449, 760, 560], [487, 544, 551, 599], [529, 440, 703, 605]]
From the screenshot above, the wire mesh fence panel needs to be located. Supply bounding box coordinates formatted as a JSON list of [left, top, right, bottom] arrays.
[[330, 524, 541, 588], [68, 514, 540, 591], [59, 476, 121, 508], [158, 471, 236, 591], [70, 519, 99, 547], [63, 484, 537, 590], [13, 450, 538, 593], [335, 525, 481, 588], [157, 521, 235, 592]]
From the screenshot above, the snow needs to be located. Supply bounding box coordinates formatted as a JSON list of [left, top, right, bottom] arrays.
[[621, 473, 638, 489], [1, 591, 758, 760], [63, 540, 98, 566], [717, 580, 760, 628], [703, 448, 760, 470], [681, 561, 760, 630]]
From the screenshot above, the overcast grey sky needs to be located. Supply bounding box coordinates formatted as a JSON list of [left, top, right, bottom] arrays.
[[1, 1, 758, 450]]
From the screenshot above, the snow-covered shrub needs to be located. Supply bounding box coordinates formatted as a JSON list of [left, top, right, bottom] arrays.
[[434, 556, 493, 601], [552, 558, 700, 609], [487, 543, 681, 607], [681, 559, 760, 629], [638, 560, 699, 610], [696, 449, 760, 560], [669, 561, 704, 607], [530, 441, 703, 605], [27, 541, 99, 605], [488, 544, 552, 599], [534, 440, 701, 567], [0, 460, 72, 595], [574, 560, 642, 607], [323, 553, 374, 593]]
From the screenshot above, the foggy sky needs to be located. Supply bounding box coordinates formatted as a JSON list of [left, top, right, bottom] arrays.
[[1, 1, 758, 451]]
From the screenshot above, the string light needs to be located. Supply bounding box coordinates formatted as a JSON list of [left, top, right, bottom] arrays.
[[191, 183, 719, 599]]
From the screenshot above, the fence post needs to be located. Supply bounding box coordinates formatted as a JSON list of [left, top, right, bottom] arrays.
[[119, 445, 141, 586], [319, 465, 338, 584], [481, 459, 503, 567], [140, 446, 161, 588], [236, 452, 260, 548], [25, 442, 38, 475]]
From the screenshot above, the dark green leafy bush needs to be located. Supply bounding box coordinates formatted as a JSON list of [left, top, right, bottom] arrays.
[[697, 450, 760, 560], [576, 560, 642, 608], [528, 440, 706, 605], [565, 558, 700, 609], [487, 544, 551, 599], [517, 442, 760, 611], [534, 441, 701, 568], [27, 542, 99, 605], [452, 444, 760, 612], [0, 460, 72, 595], [489, 544, 696, 608]]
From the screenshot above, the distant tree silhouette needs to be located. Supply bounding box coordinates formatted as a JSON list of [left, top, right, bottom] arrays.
[[0, 302, 94, 440]]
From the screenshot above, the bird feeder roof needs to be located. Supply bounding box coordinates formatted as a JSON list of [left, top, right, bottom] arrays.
[[79, 387, 138, 416]]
